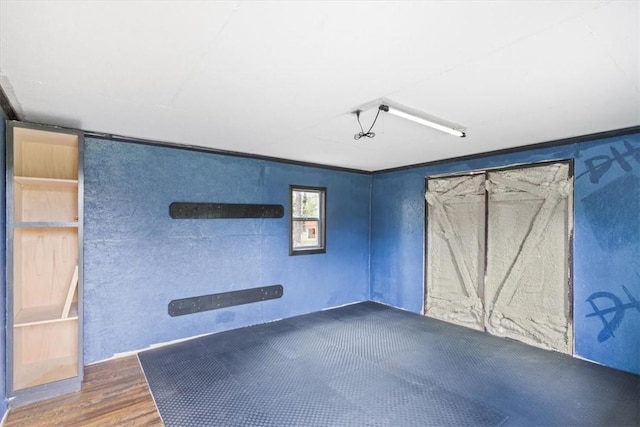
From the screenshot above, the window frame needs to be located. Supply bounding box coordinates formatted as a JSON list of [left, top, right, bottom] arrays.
[[289, 185, 326, 256]]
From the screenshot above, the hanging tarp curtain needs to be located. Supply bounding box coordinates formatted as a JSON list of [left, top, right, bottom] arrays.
[[425, 162, 573, 354]]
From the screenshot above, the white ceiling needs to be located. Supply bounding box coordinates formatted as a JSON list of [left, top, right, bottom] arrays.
[[1, 1, 638, 171]]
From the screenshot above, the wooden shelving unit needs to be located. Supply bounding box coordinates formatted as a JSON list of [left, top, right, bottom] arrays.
[[7, 122, 83, 404]]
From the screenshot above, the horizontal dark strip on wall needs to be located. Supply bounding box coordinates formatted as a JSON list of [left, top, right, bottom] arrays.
[[375, 125, 640, 174], [169, 202, 284, 219], [168, 285, 284, 317]]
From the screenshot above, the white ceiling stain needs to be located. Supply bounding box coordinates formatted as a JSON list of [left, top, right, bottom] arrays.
[[0, 1, 638, 171]]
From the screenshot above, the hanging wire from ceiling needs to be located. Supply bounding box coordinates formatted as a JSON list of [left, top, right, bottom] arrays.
[[354, 108, 382, 140]]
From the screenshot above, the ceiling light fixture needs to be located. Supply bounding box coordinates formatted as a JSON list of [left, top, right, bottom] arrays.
[[379, 104, 466, 138]]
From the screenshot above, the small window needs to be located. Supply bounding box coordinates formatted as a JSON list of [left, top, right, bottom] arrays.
[[290, 186, 326, 255]]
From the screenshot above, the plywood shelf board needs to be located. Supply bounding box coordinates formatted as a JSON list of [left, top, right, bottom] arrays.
[[14, 176, 78, 186], [15, 222, 78, 228], [14, 304, 78, 327]]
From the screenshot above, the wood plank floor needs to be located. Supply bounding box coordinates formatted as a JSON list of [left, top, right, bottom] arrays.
[[4, 356, 163, 427]]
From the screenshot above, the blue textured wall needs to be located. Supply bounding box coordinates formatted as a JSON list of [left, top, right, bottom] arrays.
[[573, 137, 640, 373], [371, 133, 640, 374], [83, 138, 371, 363], [0, 112, 7, 416]]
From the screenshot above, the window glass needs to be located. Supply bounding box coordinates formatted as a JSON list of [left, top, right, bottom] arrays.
[[290, 186, 326, 255]]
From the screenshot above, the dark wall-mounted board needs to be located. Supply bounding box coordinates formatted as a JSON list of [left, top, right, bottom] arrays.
[[169, 202, 284, 219], [168, 285, 284, 317]]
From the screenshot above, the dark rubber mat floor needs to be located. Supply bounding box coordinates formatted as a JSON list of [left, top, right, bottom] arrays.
[[139, 301, 640, 426]]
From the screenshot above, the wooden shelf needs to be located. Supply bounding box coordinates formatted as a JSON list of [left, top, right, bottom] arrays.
[[13, 127, 78, 180], [14, 176, 78, 222], [15, 222, 78, 228], [14, 176, 78, 187], [14, 304, 78, 328], [9, 123, 82, 397]]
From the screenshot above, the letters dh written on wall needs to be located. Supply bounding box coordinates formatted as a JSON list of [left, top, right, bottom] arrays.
[[574, 136, 640, 374]]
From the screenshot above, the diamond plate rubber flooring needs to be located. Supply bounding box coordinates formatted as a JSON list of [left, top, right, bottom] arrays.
[[138, 302, 640, 426]]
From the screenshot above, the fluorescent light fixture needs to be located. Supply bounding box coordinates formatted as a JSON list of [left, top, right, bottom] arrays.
[[379, 104, 466, 137]]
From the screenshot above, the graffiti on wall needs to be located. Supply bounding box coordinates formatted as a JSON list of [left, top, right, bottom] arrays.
[[577, 137, 640, 252], [586, 284, 640, 343], [579, 137, 640, 352], [577, 140, 640, 184], [581, 174, 640, 251]]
